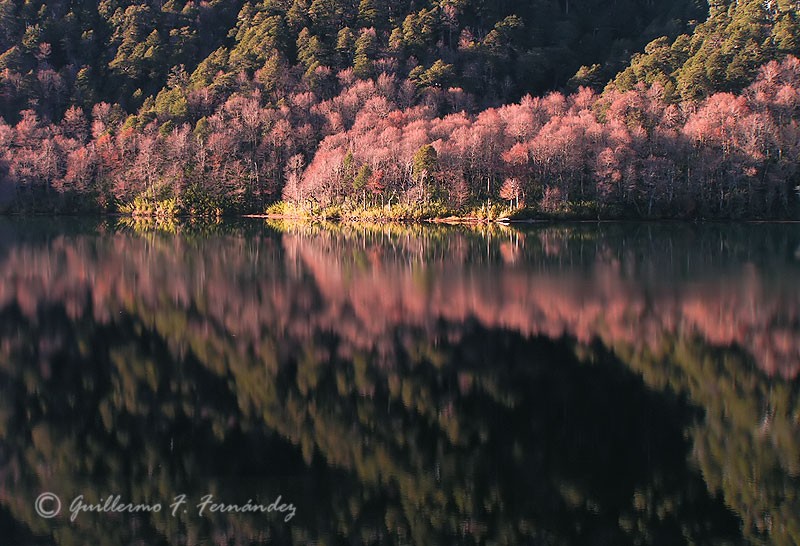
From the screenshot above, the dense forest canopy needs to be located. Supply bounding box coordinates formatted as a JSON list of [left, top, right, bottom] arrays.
[[0, 0, 704, 118], [0, 0, 798, 217], [613, 0, 800, 101]]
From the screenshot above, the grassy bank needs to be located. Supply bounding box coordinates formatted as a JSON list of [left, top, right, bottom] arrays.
[[263, 200, 625, 223]]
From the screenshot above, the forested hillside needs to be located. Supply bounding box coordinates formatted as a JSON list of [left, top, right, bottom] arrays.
[[0, 0, 798, 218], [613, 0, 800, 101], [0, 0, 702, 120]]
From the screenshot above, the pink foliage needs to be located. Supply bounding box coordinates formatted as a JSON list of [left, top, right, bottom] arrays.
[[3, 56, 800, 217]]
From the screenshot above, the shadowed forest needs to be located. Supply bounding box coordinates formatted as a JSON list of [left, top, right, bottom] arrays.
[[0, 0, 798, 217], [0, 220, 799, 545]]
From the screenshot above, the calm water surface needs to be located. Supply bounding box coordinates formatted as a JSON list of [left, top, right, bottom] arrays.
[[0, 219, 798, 546]]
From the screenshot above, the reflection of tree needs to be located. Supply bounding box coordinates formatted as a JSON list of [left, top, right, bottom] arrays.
[[0, 307, 741, 545], [0, 304, 298, 546], [624, 338, 800, 546], [0, 219, 797, 545]]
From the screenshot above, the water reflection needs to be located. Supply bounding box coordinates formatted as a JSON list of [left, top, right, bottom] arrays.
[[0, 219, 798, 545]]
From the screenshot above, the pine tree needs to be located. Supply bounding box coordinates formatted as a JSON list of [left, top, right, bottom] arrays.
[[353, 28, 377, 79], [357, 0, 387, 29]]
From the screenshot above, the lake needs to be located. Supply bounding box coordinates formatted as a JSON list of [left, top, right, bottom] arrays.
[[0, 218, 798, 545]]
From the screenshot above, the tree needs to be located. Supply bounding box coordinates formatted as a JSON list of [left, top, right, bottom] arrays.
[[63, 146, 97, 197], [357, 0, 387, 30], [297, 28, 328, 71], [353, 28, 377, 79], [60, 106, 88, 143], [568, 64, 604, 91], [401, 9, 437, 56], [309, 0, 346, 37], [336, 27, 356, 64], [367, 168, 385, 204], [283, 153, 305, 202], [353, 163, 371, 203], [499, 177, 522, 208], [287, 0, 311, 32], [413, 60, 455, 89], [412, 144, 438, 184]]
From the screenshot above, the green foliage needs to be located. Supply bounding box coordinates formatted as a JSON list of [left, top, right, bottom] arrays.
[[342, 150, 356, 180], [193, 116, 210, 142], [266, 199, 318, 217], [336, 26, 356, 62], [286, 0, 311, 32], [357, 0, 386, 29], [75, 66, 97, 105], [464, 201, 515, 221], [353, 164, 371, 192], [119, 195, 180, 217], [229, 11, 289, 73], [411, 59, 455, 88], [180, 183, 224, 217], [153, 87, 188, 120], [158, 119, 175, 136], [337, 201, 452, 221], [308, 0, 346, 36], [0, 0, 710, 122], [297, 27, 328, 70], [567, 64, 604, 91], [268, 199, 465, 222], [400, 8, 438, 56], [353, 28, 377, 79], [255, 50, 288, 93], [773, 12, 800, 54], [0, 45, 22, 71], [189, 47, 230, 90], [484, 15, 525, 56], [612, 0, 800, 101], [412, 144, 438, 181]]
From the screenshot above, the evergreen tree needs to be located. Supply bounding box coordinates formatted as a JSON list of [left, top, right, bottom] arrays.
[[357, 0, 387, 30], [353, 28, 377, 79]]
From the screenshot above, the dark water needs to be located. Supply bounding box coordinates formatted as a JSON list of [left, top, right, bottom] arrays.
[[0, 218, 798, 546]]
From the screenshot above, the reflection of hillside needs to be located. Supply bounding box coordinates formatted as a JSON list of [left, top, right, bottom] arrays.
[[622, 337, 800, 546], [0, 220, 797, 545], [2, 222, 796, 377], [0, 221, 796, 388], [280, 223, 800, 378], [0, 299, 742, 545]]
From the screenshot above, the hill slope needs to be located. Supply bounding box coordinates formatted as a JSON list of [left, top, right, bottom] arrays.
[[612, 0, 800, 101], [0, 0, 798, 218], [0, 0, 703, 121]]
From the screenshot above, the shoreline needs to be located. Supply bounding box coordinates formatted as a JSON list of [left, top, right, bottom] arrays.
[[1, 212, 799, 225], [247, 213, 800, 225]]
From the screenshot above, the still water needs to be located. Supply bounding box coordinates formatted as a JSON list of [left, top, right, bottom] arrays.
[[0, 218, 798, 546]]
